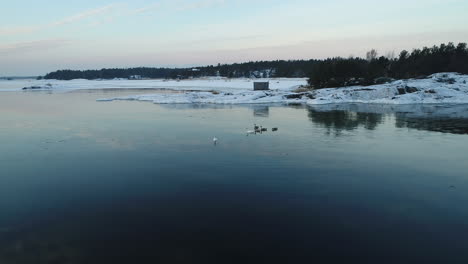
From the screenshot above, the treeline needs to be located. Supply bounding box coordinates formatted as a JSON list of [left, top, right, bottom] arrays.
[[309, 42, 468, 88], [42, 68, 175, 80], [42, 43, 468, 89], [42, 60, 318, 80]]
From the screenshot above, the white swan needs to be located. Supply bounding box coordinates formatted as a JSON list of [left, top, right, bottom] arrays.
[[246, 130, 255, 136]]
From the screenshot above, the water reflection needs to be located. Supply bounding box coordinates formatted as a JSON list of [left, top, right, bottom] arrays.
[[307, 107, 384, 135], [2, 93, 468, 263], [308, 103, 468, 135], [395, 117, 468, 134], [393, 105, 468, 134], [0, 232, 83, 264], [252, 106, 269, 117]]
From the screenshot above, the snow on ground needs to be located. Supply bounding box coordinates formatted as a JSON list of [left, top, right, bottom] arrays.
[[1, 77, 306, 93], [0, 79, 40, 92], [3, 73, 468, 105], [309, 73, 468, 105], [97, 91, 290, 104], [97, 73, 468, 105]]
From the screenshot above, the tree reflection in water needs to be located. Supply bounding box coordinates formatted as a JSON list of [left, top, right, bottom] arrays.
[[307, 107, 384, 136], [308, 103, 468, 135]]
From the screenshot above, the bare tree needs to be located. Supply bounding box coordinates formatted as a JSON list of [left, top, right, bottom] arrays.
[[385, 50, 395, 60], [366, 49, 378, 61]]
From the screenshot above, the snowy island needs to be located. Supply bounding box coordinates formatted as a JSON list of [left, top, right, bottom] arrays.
[[98, 73, 468, 105], [10, 73, 468, 105]]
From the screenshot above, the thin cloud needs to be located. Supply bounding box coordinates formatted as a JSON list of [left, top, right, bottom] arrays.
[[130, 2, 163, 15], [176, 34, 266, 45], [0, 39, 72, 54], [128, 0, 226, 16], [178, 0, 226, 11], [0, 3, 120, 36], [0, 1, 226, 37], [89, 16, 116, 27], [51, 3, 119, 26], [0, 26, 40, 36]]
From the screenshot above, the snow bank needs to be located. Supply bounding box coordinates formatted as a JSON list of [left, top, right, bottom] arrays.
[[97, 90, 308, 104], [308, 73, 468, 105], [98, 73, 468, 105], [4, 73, 468, 105], [0, 77, 306, 92], [92, 78, 308, 104]]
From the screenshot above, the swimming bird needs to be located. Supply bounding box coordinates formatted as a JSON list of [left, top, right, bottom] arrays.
[[246, 130, 256, 136], [261, 127, 267, 132], [254, 124, 259, 130], [213, 137, 218, 145], [272, 127, 278, 132]]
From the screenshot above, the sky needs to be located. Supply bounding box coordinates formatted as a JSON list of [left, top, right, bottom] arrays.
[[1, 0, 468, 76]]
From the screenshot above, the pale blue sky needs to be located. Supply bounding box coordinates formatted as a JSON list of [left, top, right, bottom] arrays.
[[1, 0, 468, 75]]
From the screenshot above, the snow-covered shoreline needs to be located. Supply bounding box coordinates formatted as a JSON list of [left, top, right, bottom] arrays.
[[3, 73, 468, 105], [97, 73, 468, 105], [1, 77, 306, 93], [309, 73, 468, 105]]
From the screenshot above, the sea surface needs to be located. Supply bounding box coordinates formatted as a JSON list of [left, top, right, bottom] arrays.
[[1, 90, 468, 263]]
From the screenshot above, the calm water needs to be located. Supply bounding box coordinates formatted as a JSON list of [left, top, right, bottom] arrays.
[[1, 91, 468, 263]]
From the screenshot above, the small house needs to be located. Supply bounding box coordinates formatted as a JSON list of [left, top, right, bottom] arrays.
[[128, 75, 142, 80], [254, 82, 269, 91]]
